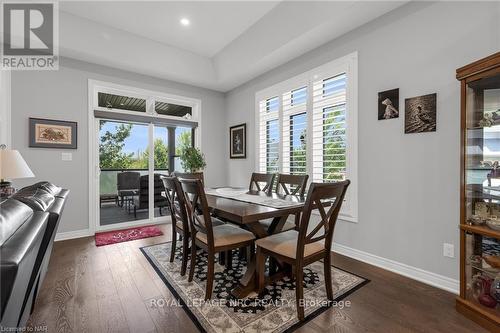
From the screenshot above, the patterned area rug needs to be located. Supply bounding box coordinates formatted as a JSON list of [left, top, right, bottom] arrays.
[[95, 225, 163, 246], [141, 242, 368, 332]]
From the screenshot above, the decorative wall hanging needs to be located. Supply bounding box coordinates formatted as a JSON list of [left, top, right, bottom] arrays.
[[29, 118, 78, 149], [230, 123, 246, 159], [378, 88, 399, 120], [404, 93, 437, 134]]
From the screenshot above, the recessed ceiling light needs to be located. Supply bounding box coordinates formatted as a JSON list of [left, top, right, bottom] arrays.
[[180, 18, 190, 26]]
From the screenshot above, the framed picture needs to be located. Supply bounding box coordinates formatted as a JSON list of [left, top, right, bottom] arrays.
[[378, 88, 399, 120], [229, 123, 246, 159], [29, 118, 78, 149], [404, 93, 437, 134]]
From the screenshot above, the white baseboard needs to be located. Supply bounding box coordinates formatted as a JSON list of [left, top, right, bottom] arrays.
[[55, 229, 92, 241], [333, 243, 459, 294]]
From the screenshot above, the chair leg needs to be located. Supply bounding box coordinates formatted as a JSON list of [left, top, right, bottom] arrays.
[[134, 206, 137, 218], [256, 247, 266, 294], [181, 233, 189, 276], [324, 253, 333, 301], [188, 240, 197, 282], [269, 258, 277, 275], [170, 229, 177, 263], [226, 250, 232, 269], [219, 251, 226, 265], [295, 264, 305, 321], [245, 246, 251, 262], [294, 213, 301, 231], [205, 252, 215, 300]]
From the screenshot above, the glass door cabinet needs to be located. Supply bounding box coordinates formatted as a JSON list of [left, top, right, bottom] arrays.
[[458, 52, 500, 331]]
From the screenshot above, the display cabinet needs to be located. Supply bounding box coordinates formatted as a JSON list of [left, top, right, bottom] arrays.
[[457, 52, 500, 331]]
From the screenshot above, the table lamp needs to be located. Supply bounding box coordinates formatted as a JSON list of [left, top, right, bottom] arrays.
[[0, 144, 35, 196]]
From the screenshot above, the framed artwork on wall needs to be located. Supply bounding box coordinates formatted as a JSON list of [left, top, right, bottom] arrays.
[[229, 123, 246, 159], [29, 118, 78, 149], [404, 93, 437, 134], [378, 88, 399, 120]]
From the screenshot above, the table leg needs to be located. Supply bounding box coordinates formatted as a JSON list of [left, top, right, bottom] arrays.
[[230, 215, 292, 299]]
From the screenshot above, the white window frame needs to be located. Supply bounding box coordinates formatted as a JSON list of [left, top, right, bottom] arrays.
[[255, 52, 358, 223], [88, 79, 202, 233]]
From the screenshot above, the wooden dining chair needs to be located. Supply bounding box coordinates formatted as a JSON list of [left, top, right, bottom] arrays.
[[162, 176, 191, 276], [275, 174, 309, 196], [172, 171, 205, 185], [179, 178, 256, 300], [277, 174, 309, 228], [249, 172, 275, 194], [255, 180, 350, 320]]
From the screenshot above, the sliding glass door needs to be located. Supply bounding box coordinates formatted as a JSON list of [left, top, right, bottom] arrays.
[[98, 120, 151, 226], [96, 120, 195, 229]]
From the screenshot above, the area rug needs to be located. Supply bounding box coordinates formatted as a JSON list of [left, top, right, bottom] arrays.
[[95, 225, 163, 246], [141, 242, 368, 333]]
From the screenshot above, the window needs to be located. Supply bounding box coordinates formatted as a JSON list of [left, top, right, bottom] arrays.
[[266, 96, 279, 113], [266, 119, 279, 173], [313, 74, 347, 183], [291, 87, 307, 106], [255, 53, 358, 221], [155, 101, 192, 118], [259, 96, 280, 173], [98, 92, 146, 112], [289, 113, 307, 175], [91, 79, 201, 174]]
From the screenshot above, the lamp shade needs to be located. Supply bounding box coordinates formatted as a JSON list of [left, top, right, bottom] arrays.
[[0, 149, 35, 180]]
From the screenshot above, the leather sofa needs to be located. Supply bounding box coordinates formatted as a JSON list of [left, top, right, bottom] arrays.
[[0, 182, 68, 329]]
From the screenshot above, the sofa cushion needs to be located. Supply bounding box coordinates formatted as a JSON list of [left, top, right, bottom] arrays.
[[196, 224, 255, 247], [39, 182, 62, 197], [255, 230, 325, 259], [19, 181, 65, 198], [12, 188, 55, 212], [0, 200, 34, 246]]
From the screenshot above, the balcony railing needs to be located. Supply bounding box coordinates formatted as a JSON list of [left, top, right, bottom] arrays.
[[100, 168, 169, 195]]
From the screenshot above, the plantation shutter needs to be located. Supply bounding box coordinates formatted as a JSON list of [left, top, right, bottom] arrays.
[[312, 73, 347, 183], [258, 96, 279, 173], [282, 87, 308, 175]]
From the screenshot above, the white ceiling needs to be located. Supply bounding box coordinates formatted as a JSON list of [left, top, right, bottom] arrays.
[[58, 1, 408, 92], [60, 1, 280, 57]]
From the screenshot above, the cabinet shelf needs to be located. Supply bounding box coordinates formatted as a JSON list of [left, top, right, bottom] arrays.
[[460, 224, 500, 239]]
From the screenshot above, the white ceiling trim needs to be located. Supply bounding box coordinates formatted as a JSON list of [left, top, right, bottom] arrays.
[[58, 1, 408, 92]]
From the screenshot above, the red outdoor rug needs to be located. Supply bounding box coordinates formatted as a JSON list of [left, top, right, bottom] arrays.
[[95, 226, 163, 246]]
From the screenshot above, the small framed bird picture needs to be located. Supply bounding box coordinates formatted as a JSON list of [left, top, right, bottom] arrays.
[[405, 93, 437, 134]]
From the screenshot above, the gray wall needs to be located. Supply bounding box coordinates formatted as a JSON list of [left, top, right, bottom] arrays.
[[11, 57, 226, 233], [224, 1, 500, 280]]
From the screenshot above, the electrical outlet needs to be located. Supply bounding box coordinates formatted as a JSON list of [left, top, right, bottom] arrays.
[[61, 152, 72, 161], [443, 243, 454, 258]]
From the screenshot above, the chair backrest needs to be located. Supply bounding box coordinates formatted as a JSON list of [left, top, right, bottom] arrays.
[[137, 174, 168, 208], [275, 174, 309, 196], [178, 178, 215, 248], [172, 172, 205, 185], [296, 180, 350, 259], [117, 171, 140, 191], [162, 176, 189, 232], [249, 173, 275, 193]]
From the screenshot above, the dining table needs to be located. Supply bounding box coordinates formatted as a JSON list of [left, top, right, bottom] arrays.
[[205, 188, 309, 299]]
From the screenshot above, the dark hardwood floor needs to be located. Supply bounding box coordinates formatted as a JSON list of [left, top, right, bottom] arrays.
[[27, 223, 486, 333]]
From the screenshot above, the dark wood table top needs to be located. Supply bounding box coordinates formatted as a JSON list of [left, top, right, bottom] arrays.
[[205, 189, 306, 224]]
